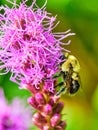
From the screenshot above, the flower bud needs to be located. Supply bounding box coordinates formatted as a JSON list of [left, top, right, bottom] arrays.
[[28, 97, 38, 109], [54, 126, 63, 130], [32, 112, 47, 128], [32, 113, 42, 129], [42, 124, 50, 130], [48, 96, 60, 107], [53, 102, 64, 114], [55, 121, 66, 130], [35, 93, 46, 105], [53, 96, 60, 103], [50, 114, 61, 127], [48, 98, 55, 106], [43, 104, 52, 115], [58, 121, 66, 129], [26, 84, 40, 94], [43, 85, 49, 94]]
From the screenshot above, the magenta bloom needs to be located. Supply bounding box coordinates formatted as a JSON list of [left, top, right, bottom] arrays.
[[0, 1, 76, 130], [0, 0, 74, 90], [0, 88, 32, 130]]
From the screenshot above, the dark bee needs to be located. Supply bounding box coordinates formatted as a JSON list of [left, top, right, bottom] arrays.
[[55, 53, 80, 96]]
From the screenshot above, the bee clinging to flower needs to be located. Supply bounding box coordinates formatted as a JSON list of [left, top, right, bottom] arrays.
[[52, 53, 80, 96]]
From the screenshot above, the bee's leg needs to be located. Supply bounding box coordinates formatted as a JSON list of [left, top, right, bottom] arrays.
[[56, 86, 66, 96], [59, 54, 66, 65], [54, 82, 64, 88], [43, 72, 62, 80], [52, 73, 62, 79], [61, 71, 69, 82], [59, 54, 66, 60]]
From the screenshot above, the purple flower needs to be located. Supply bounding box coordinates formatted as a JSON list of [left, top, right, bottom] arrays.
[[0, 88, 32, 130], [0, 0, 74, 90]]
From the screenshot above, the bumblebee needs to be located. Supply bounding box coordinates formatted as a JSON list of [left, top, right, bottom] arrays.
[[54, 53, 80, 96]]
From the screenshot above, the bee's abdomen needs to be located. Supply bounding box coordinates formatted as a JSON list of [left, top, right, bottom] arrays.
[[70, 80, 80, 94]]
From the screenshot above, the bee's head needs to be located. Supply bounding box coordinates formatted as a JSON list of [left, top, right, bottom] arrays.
[[59, 53, 68, 66], [59, 54, 66, 60]]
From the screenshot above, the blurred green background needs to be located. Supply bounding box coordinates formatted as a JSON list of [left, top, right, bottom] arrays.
[[0, 0, 98, 130]]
